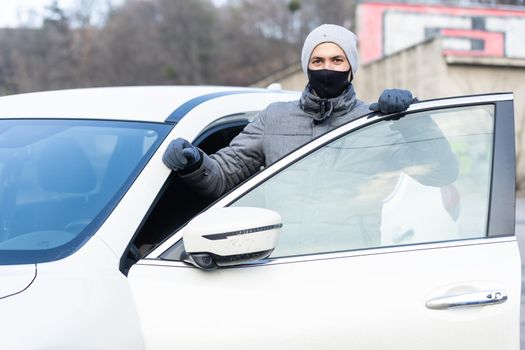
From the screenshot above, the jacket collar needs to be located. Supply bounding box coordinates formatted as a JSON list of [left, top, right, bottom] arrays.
[[299, 84, 357, 124]]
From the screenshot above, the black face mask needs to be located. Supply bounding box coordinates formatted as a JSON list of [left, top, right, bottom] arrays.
[[307, 68, 351, 99]]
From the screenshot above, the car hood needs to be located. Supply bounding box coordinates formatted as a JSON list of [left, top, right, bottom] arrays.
[[0, 264, 36, 300]]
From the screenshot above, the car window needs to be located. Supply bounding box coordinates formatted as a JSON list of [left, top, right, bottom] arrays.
[[230, 105, 494, 258], [0, 119, 170, 265]]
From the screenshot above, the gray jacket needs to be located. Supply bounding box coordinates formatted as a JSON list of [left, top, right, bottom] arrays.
[[180, 85, 371, 198]]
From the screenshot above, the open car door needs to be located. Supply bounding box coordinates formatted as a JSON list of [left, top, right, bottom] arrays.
[[128, 93, 520, 349]]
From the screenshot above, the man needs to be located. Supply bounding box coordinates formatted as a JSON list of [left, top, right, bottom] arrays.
[[163, 24, 415, 198]]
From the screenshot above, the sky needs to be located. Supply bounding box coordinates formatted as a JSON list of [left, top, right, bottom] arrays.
[[0, 0, 123, 27], [0, 0, 225, 27], [0, 0, 69, 27]]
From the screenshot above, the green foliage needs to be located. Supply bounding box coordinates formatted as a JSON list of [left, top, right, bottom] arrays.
[[288, 0, 301, 13], [164, 65, 177, 80]]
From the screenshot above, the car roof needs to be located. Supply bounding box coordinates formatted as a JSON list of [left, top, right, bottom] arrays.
[[0, 86, 297, 123]]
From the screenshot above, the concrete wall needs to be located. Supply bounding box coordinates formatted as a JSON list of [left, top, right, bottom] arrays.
[[354, 39, 447, 101], [272, 72, 307, 92], [253, 64, 306, 91], [357, 38, 525, 112]]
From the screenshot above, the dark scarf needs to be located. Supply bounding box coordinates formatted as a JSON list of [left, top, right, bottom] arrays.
[[299, 84, 358, 124]]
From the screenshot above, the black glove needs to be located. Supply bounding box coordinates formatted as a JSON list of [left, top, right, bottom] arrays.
[[162, 138, 201, 171], [369, 89, 417, 114]]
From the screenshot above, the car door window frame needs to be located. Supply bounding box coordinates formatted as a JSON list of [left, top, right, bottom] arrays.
[[145, 93, 515, 264]]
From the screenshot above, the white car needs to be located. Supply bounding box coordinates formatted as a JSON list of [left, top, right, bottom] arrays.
[[0, 86, 520, 349]]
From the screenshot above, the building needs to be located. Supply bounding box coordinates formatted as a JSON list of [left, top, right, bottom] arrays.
[[358, 2, 525, 64]]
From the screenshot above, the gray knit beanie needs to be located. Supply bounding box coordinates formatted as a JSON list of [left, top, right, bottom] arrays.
[[301, 24, 358, 77]]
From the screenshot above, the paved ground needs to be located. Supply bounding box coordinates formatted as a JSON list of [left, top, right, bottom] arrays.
[[515, 197, 525, 349]]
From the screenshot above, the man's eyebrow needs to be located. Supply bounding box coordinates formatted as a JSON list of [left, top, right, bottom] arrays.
[[310, 54, 346, 60]]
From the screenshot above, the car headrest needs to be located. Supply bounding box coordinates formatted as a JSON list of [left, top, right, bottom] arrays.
[[38, 137, 96, 193]]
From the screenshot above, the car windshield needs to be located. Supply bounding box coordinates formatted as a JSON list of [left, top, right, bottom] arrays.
[[0, 119, 170, 265]]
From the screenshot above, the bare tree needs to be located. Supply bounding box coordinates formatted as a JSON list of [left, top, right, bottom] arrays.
[[0, 0, 365, 92]]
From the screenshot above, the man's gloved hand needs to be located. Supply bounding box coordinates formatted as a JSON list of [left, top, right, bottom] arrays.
[[162, 138, 201, 171], [369, 89, 416, 114]]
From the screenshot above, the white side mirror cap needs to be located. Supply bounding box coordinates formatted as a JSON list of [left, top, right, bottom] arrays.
[[183, 207, 282, 269]]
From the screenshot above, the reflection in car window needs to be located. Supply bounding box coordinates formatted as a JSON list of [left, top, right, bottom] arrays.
[[231, 105, 493, 258], [0, 119, 170, 265]]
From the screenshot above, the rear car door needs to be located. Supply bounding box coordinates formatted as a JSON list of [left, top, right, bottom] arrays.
[[128, 93, 520, 349]]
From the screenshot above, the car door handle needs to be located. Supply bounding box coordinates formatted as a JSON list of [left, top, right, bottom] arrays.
[[425, 290, 507, 310]]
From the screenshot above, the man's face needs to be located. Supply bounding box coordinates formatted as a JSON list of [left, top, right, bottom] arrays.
[[308, 42, 351, 72]]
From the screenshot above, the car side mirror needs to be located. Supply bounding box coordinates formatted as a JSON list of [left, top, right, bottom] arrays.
[[182, 207, 282, 270]]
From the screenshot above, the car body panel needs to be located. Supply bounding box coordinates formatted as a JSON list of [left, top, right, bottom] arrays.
[[0, 86, 297, 122], [130, 238, 520, 349], [0, 264, 36, 299], [0, 236, 144, 350]]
